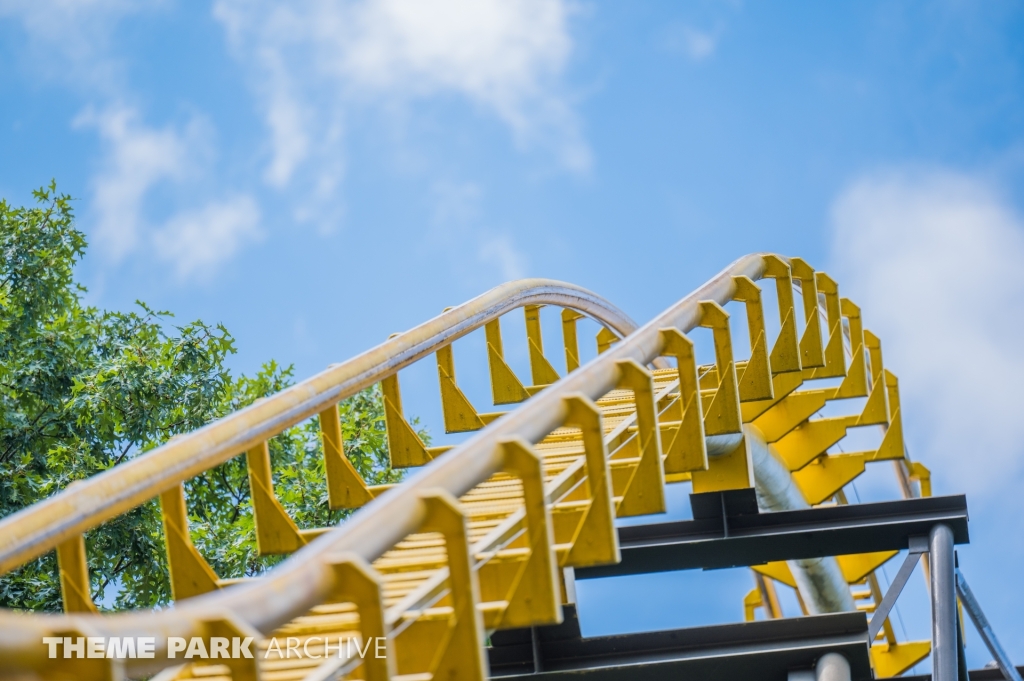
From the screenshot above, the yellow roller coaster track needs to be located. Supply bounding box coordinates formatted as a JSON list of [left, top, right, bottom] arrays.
[[0, 253, 936, 680]]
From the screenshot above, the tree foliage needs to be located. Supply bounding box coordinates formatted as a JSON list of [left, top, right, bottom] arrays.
[[0, 184, 413, 611]]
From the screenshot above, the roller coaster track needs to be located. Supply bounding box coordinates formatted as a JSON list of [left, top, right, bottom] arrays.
[[0, 254, 953, 680]]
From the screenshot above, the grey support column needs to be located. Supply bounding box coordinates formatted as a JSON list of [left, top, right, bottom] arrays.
[[745, 424, 856, 614], [815, 653, 851, 681], [930, 524, 957, 681], [956, 570, 1024, 681]]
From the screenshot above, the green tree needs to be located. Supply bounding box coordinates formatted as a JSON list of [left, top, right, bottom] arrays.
[[0, 184, 413, 612]]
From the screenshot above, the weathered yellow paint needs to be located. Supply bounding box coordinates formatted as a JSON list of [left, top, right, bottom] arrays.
[[561, 309, 585, 373], [732, 276, 774, 402], [790, 257, 825, 369], [753, 390, 828, 442], [806, 272, 846, 379], [773, 417, 855, 472], [562, 396, 620, 568], [56, 535, 97, 614], [382, 373, 439, 467], [328, 556, 393, 681], [762, 254, 801, 374], [837, 551, 897, 584], [320, 404, 375, 510], [486, 318, 531, 405], [870, 640, 931, 678], [698, 301, 742, 436], [493, 440, 561, 628], [246, 441, 307, 555], [416, 492, 487, 681], [437, 344, 489, 433], [691, 434, 755, 493], [659, 327, 707, 474], [614, 360, 666, 516], [159, 484, 220, 600], [791, 453, 866, 505], [752, 561, 797, 588], [525, 305, 561, 387], [0, 256, 950, 681], [596, 326, 619, 354]]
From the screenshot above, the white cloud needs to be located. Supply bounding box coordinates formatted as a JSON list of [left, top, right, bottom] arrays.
[[432, 180, 482, 226], [6, 0, 562, 279], [212, 0, 589, 190], [338, 0, 572, 113], [153, 196, 263, 280], [3, 0, 181, 227], [662, 24, 718, 61], [429, 180, 527, 281], [3, 2, 265, 281], [74, 105, 264, 277], [74, 105, 194, 259], [478, 233, 528, 280], [830, 167, 1024, 495], [0, 0, 156, 93], [261, 54, 312, 188]]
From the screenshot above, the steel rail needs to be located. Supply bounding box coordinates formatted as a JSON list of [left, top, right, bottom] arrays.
[[0, 279, 637, 577], [0, 254, 769, 676]]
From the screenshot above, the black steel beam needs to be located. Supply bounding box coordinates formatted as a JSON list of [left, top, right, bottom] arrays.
[[488, 606, 873, 681], [577, 495, 969, 580], [899, 667, 1024, 681]]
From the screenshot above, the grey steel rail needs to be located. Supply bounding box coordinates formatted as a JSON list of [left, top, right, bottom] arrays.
[[0, 255, 771, 676], [0, 278, 639, 575]]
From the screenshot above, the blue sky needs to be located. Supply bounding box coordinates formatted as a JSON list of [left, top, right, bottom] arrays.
[[2, 0, 1024, 670]]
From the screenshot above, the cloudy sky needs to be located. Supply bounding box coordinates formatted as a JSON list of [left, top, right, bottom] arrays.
[[2, 0, 1023, 669]]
